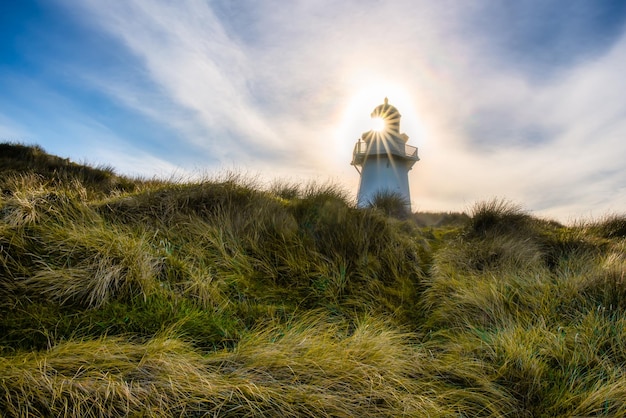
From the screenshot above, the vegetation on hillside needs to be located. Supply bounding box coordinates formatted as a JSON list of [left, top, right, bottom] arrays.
[[1, 143, 625, 417]]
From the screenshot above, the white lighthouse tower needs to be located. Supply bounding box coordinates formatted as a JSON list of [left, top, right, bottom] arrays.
[[351, 98, 419, 209]]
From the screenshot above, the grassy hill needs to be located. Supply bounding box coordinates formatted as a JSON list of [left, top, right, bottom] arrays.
[[1, 142, 625, 417]]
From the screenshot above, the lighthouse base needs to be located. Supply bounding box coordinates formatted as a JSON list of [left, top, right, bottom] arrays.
[[356, 156, 412, 210]]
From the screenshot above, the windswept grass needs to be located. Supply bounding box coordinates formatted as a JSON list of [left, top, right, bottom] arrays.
[[1, 143, 626, 416], [586, 213, 626, 239], [420, 198, 626, 416], [0, 314, 520, 417]]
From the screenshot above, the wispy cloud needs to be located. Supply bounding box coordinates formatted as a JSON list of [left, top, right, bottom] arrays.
[[65, 0, 283, 156]]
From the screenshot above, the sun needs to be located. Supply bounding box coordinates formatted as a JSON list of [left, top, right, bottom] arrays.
[[371, 117, 385, 132], [333, 73, 426, 162]]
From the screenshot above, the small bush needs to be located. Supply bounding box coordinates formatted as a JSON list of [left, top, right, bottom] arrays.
[[467, 198, 532, 237], [367, 190, 411, 219]]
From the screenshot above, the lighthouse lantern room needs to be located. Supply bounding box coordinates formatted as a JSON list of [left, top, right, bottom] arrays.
[[351, 98, 419, 209]]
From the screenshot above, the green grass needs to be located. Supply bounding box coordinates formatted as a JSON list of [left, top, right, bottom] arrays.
[[1, 143, 626, 416]]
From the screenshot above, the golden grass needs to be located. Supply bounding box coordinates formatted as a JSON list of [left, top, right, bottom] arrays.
[[2, 144, 626, 416]]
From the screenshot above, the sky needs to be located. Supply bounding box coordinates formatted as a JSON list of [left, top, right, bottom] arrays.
[[1, 0, 626, 222]]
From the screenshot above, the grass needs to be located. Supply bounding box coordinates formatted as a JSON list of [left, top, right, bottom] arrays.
[[1, 143, 626, 416]]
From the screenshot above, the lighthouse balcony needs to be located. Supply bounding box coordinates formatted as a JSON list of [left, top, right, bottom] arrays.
[[351, 140, 419, 166]]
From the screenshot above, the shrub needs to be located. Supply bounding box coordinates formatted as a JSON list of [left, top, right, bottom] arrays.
[[466, 198, 532, 237], [367, 190, 411, 219]]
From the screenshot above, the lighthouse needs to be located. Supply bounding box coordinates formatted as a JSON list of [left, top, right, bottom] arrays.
[[351, 98, 419, 209]]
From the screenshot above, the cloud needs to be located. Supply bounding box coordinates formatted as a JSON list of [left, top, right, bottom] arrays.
[[58, 1, 465, 151], [62, 0, 283, 157], [452, 0, 626, 79], [392, 3, 626, 219]]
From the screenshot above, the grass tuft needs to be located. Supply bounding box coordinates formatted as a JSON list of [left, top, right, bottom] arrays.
[[467, 198, 532, 237], [587, 213, 626, 239], [367, 190, 411, 219]]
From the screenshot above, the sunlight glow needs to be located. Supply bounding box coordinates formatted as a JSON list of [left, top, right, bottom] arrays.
[[330, 71, 431, 174], [371, 117, 385, 132], [335, 73, 426, 150]]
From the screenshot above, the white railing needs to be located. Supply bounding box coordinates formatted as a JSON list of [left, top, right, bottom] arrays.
[[352, 140, 418, 165]]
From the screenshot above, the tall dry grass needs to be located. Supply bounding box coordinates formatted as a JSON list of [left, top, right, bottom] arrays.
[[0, 313, 523, 417], [2, 144, 626, 416]]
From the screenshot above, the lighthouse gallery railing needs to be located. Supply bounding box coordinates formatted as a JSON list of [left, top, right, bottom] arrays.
[[351, 140, 419, 166]]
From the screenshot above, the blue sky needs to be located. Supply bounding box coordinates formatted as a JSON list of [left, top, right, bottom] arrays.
[[1, 0, 626, 221]]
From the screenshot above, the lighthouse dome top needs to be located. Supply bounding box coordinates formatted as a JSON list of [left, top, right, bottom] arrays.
[[371, 97, 401, 120], [371, 97, 401, 133]]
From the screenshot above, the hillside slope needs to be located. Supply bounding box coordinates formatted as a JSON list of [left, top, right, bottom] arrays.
[[0, 142, 135, 195], [1, 143, 625, 417]]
